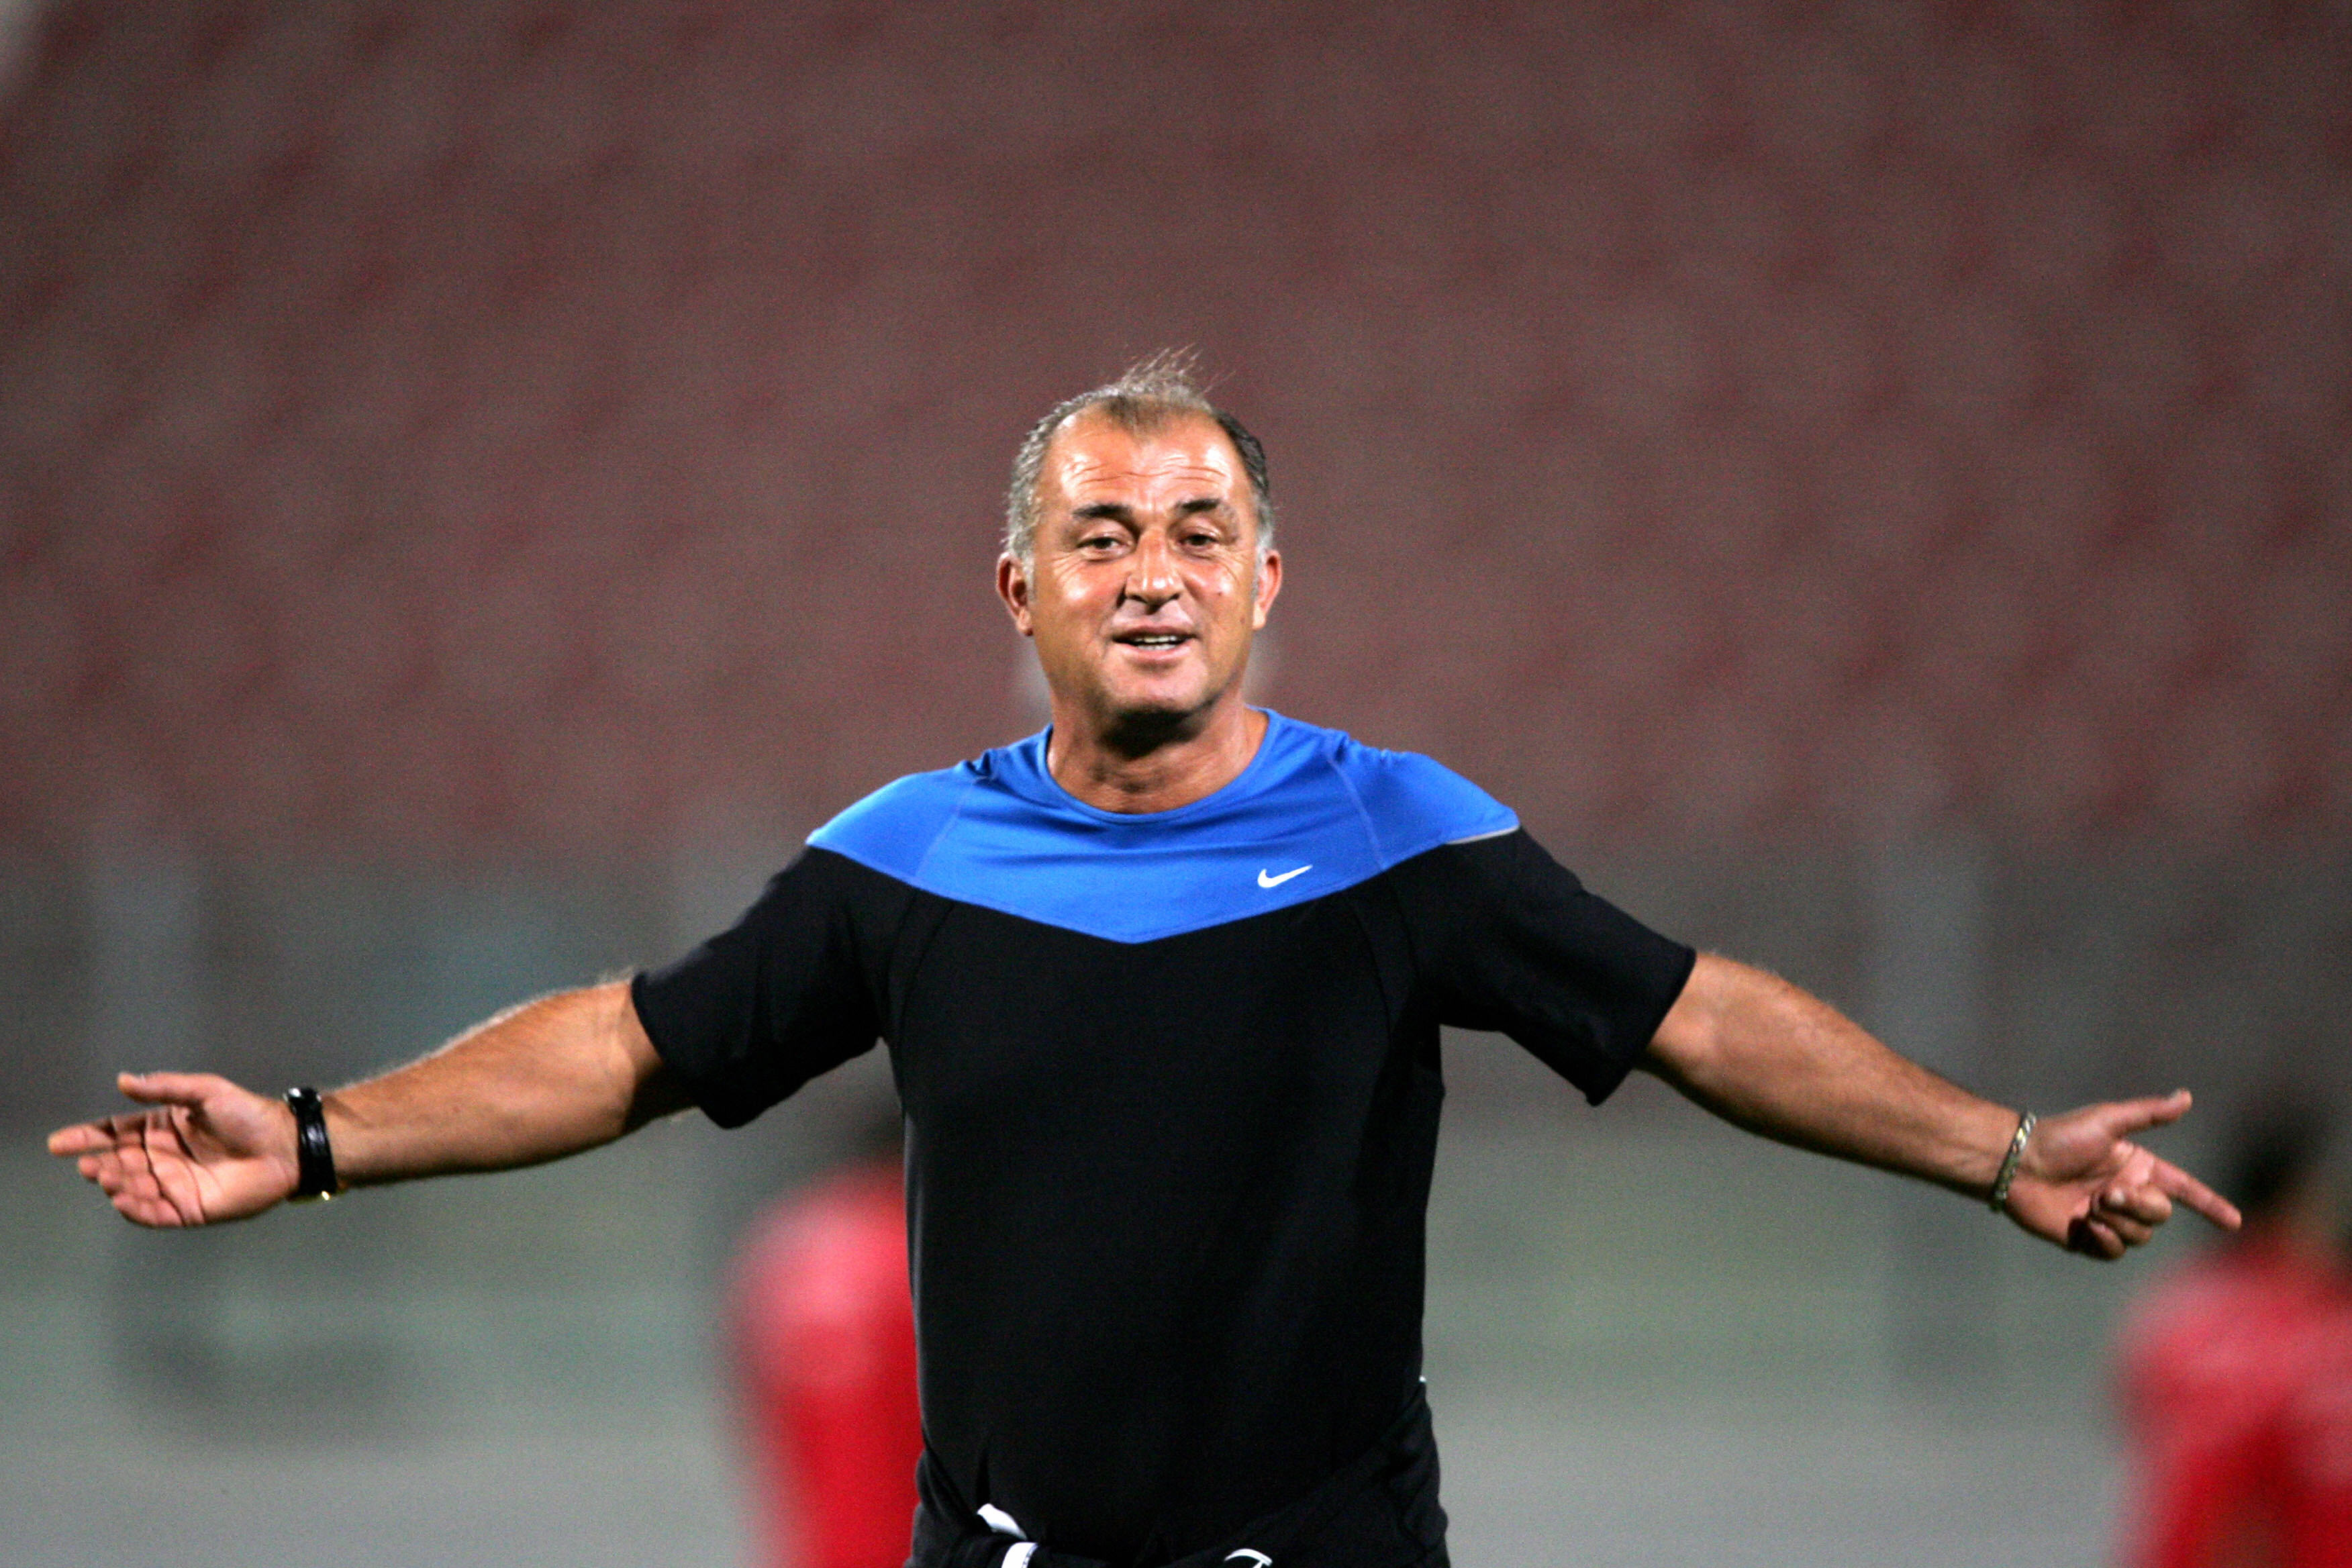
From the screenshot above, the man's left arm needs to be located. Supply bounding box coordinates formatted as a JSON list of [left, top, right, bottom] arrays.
[[1642, 953, 2242, 1258]]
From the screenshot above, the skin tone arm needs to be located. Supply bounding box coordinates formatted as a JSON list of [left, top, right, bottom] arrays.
[[46, 980, 691, 1228], [1645, 953, 2242, 1258]]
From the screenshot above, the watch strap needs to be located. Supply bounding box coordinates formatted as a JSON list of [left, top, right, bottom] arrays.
[[285, 1085, 338, 1202]]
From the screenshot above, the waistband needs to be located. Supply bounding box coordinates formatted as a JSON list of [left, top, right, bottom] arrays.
[[906, 1386, 1448, 1568]]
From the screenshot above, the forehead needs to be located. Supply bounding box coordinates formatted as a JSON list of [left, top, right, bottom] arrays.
[[1040, 410, 1245, 504]]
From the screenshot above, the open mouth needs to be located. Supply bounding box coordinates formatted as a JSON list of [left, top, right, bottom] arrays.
[[1116, 632, 1191, 651]]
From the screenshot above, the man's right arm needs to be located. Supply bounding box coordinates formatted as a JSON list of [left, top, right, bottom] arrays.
[[46, 980, 691, 1228]]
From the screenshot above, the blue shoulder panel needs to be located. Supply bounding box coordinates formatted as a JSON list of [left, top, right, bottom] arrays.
[[807, 712, 1518, 944]]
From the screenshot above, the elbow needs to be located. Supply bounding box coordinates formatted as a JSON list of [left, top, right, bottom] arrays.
[[603, 981, 692, 1131], [1640, 950, 1785, 1105], [1641, 950, 1734, 1093]]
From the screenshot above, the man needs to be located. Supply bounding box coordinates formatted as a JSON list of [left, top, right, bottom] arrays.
[[2118, 1108, 2352, 1567], [53, 359, 2241, 1568]]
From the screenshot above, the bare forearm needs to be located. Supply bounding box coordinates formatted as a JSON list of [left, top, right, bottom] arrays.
[[1643, 953, 2018, 1199], [324, 981, 685, 1187]]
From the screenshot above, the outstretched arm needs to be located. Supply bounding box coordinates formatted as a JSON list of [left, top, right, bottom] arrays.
[[1642, 953, 2241, 1259], [46, 980, 690, 1228]]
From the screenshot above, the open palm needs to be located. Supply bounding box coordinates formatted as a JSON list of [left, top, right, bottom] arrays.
[[46, 1072, 299, 1228]]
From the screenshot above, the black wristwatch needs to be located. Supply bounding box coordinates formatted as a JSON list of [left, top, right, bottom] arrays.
[[284, 1086, 339, 1202]]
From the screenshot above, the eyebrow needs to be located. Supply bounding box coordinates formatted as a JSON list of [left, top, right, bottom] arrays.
[[1070, 496, 1229, 523]]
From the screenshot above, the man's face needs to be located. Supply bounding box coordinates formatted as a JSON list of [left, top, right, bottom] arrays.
[[998, 411, 1281, 740]]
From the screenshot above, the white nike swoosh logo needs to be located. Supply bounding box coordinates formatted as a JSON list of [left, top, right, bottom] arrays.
[[1257, 865, 1312, 889]]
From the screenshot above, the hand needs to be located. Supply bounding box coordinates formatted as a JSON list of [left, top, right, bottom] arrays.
[[46, 1072, 301, 1227], [2002, 1091, 2241, 1259]]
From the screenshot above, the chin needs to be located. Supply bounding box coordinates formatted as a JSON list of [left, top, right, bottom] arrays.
[[1095, 682, 1224, 735]]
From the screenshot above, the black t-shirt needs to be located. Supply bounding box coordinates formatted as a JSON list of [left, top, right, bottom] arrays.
[[632, 714, 1694, 1566]]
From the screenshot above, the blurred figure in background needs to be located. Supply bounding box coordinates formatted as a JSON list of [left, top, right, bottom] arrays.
[[732, 1110, 922, 1568], [2118, 1105, 2352, 1567]]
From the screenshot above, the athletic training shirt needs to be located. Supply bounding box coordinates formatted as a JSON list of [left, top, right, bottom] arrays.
[[632, 712, 1695, 1567]]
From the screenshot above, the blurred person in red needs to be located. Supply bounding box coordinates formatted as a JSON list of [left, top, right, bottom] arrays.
[[733, 1111, 922, 1568], [2118, 1105, 2352, 1567]]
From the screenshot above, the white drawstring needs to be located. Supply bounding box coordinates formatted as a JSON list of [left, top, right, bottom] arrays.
[[979, 1502, 1035, 1567]]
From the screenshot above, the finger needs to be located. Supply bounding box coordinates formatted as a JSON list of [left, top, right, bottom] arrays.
[[2088, 1089, 2195, 1142], [2100, 1185, 2173, 1227], [2151, 1160, 2243, 1231], [115, 1071, 228, 1108], [128, 1146, 198, 1226], [98, 1165, 154, 1205], [48, 1122, 120, 1156], [115, 1126, 175, 1208], [110, 1142, 167, 1215], [2102, 1211, 2155, 1248], [83, 1150, 135, 1187], [151, 1171, 203, 1225], [113, 1186, 185, 1228], [2070, 1214, 2127, 1260], [137, 1118, 205, 1226], [64, 1111, 173, 1149]]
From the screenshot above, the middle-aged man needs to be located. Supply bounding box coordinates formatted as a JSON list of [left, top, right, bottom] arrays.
[[54, 359, 2241, 1568]]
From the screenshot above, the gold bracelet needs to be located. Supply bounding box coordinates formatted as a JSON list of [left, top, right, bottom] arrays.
[[1988, 1110, 2036, 1214]]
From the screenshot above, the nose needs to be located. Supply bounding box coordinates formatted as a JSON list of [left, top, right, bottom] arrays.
[[1122, 529, 1183, 607]]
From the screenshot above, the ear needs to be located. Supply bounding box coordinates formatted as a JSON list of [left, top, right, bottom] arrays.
[[1251, 549, 1283, 630], [996, 552, 1035, 636]]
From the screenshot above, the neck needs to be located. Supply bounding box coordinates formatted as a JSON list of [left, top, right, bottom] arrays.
[[1046, 695, 1267, 814]]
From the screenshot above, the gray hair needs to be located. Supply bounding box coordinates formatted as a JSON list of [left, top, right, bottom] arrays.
[[1003, 350, 1275, 567]]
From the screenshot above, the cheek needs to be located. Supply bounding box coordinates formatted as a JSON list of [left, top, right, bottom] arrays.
[[1030, 579, 1121, 649], [1035, 568, 1104, 619], [1208, 565, 1260, 618]]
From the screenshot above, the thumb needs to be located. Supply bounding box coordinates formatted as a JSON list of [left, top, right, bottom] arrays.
[[115, 1071, 236, 1108], [2086, 1089, 2194, 1142]]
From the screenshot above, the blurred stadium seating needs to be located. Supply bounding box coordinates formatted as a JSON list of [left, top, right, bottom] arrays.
[[1, 1, 2344, 859]]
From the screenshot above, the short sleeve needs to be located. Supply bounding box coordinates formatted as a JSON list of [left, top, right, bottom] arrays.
[[1391, 830, 1695, 1104], [630, 847, 908, 1129]]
